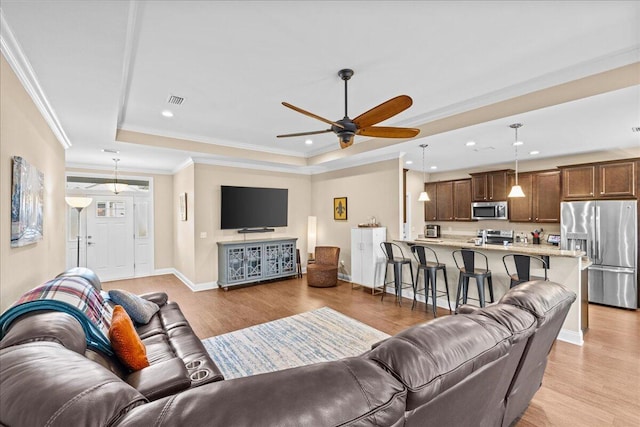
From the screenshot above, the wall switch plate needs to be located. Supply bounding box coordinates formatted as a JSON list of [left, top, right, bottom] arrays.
[[200, 232, 207, 238]]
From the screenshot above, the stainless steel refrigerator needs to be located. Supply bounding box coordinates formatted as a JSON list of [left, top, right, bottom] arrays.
[[561, 200, 638, 309]]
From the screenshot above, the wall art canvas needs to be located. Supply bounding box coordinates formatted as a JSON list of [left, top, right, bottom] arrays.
[[179, 192, 187, 221], [11, 156, 44, 247], [333, 197, 347, 221]]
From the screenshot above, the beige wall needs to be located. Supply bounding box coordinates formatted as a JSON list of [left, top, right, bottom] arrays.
[[311, 158, 402, 278], [174, 163, 196, 281], [1, 55, 66, 311], [193, 164, 311, 284]]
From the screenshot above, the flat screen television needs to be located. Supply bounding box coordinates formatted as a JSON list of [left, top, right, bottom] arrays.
[[221, 186, 288, 230]]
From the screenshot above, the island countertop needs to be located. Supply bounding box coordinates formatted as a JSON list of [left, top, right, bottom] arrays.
[[406, 237, 586, 258]]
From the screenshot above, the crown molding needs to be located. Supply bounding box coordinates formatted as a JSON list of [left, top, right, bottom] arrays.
[[0, 9, 72, 149]]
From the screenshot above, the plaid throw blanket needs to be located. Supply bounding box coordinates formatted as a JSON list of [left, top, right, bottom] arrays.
[[0, 276, 113, 355]]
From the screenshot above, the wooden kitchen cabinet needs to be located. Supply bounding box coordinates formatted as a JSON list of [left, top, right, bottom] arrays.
[[533, 170, 561, 222], [560, 159, 637, 200], [423, 182, 437, 221], [508, 170, 560, 223], [453, 179, 472, 220], [471, 170, 510, 201], [598, 161, 636, 198], [436, 181, 454, 221], [432, 179, 472, 221]]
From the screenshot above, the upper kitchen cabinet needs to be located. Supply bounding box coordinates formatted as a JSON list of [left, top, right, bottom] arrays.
[[423, 182, 437, 221], [560, 159, 637, 200], [508, 170, 561, 223], [430, 179, 472, 221], [470, 170, 510, 201], [453, 179, 472, 221]]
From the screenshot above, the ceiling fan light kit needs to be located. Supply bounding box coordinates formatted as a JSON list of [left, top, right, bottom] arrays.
[[278, 68, 420, 149]]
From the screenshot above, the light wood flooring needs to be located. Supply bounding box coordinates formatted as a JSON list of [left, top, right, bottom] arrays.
[[104, 275, 640, 426]]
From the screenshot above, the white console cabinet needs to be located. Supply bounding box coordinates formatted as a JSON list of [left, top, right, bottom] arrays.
[[350, 227, 387, 292]]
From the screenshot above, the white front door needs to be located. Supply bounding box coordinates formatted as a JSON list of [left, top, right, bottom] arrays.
[[86, 196, 135, 281]]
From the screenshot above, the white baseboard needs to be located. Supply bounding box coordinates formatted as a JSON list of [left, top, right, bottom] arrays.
[[556, 329, 583, 346], [153, 268, 218, 292]]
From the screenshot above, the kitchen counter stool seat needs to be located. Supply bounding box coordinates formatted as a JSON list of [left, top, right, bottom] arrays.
[[411, 245, 452, 317], [380, 242, 414, 306], [452, 249, 494, 309]]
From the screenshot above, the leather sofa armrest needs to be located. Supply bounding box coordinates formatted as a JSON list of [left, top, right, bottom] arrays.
[[138, 292, 168, 306], [126, 357, 190, 401], [456, 304, 481, 314]]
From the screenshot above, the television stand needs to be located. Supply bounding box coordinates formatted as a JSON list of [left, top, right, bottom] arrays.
[[238, 228, 275, 234], [217, 237, 298, 289]]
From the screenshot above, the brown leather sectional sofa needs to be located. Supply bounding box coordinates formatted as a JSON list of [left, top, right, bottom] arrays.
[[0, 271, 575, 427]]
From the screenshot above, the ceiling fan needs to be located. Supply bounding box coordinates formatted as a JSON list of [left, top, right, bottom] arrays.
[[277, 69, 420, 149]]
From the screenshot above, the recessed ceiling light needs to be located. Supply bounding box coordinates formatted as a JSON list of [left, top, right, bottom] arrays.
[[513, 141, 524, 146], [305, 139, 313, 145], [529, 150, 540, 155], [161, 110, 174, 118], [405, 160, 413, 165], [466, 141, 476, 146], [430, 166, 438, 170]]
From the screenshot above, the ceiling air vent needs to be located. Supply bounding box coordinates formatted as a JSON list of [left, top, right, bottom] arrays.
[[632, 127, 640, 133], [473, 146, 496, 152], [167, 95, 185, 105]]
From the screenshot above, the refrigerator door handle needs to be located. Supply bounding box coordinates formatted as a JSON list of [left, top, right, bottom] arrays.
[[588, 265, 635, 274], [595, 205, 601, 264]]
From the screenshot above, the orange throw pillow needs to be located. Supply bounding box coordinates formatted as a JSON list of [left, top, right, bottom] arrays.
[[109, 305, 150, 371]]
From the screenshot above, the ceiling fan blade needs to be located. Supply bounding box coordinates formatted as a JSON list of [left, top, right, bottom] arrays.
[[357, 126, 420, 138], [339, 135, 355, 149], [282, 102, 344, 129], [277, 129, 332, 138], [353, 95, 413, 128]]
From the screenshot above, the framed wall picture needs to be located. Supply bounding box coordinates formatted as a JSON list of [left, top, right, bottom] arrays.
[[11, 156, 44, 247], [333, 197, 347, 221], [179, 193, 187, 221]]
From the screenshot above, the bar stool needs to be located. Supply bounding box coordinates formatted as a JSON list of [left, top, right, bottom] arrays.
[[380, 242, 414, 305], [452, 249, 494, 308], [502, 254, 548, 288], [410, 245, 452, 317]]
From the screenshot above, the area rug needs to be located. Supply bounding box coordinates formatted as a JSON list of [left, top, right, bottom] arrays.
[[201, 307, 390, 379]]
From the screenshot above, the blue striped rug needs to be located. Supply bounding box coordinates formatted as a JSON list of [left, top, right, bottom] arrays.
[[201, 307, 390, 379]]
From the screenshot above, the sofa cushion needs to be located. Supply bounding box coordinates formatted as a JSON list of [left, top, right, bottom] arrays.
[[0, 342, 146, 426], [367, 314, 512, 410], [109, 289, 159, 324], [109, 306, 150, 371], [0, 311, 86, 354], [115, 358, 406, 427]]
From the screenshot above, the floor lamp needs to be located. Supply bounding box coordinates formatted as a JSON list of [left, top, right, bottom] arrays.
[[65, 197, 93, 267]]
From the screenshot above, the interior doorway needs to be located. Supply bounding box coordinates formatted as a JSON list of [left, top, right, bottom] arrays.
[[65, 173, 154, 282]]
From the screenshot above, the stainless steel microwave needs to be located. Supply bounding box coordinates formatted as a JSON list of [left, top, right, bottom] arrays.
[[471, 201, 508, 220]]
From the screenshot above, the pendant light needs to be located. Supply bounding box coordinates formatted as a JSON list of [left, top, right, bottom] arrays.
[[418, 144, 430, 202], [508, 123, 526, 198], [107, 158, 129, 195]]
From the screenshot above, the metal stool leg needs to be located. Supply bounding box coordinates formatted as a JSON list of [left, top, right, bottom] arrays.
[[442, 267, 452, 314], [455, 273, 463, 309], [429, 268, 437, 317], [394, 263, 402, 305], [487, 275, 495, 303], [462, 276, 470, 304], [412, 268, 421, 310], [381, 263, 389, 302], [477, 276, 486, 307]]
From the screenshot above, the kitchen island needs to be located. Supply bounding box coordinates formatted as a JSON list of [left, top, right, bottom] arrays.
[[396, 237, 589, 345]]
